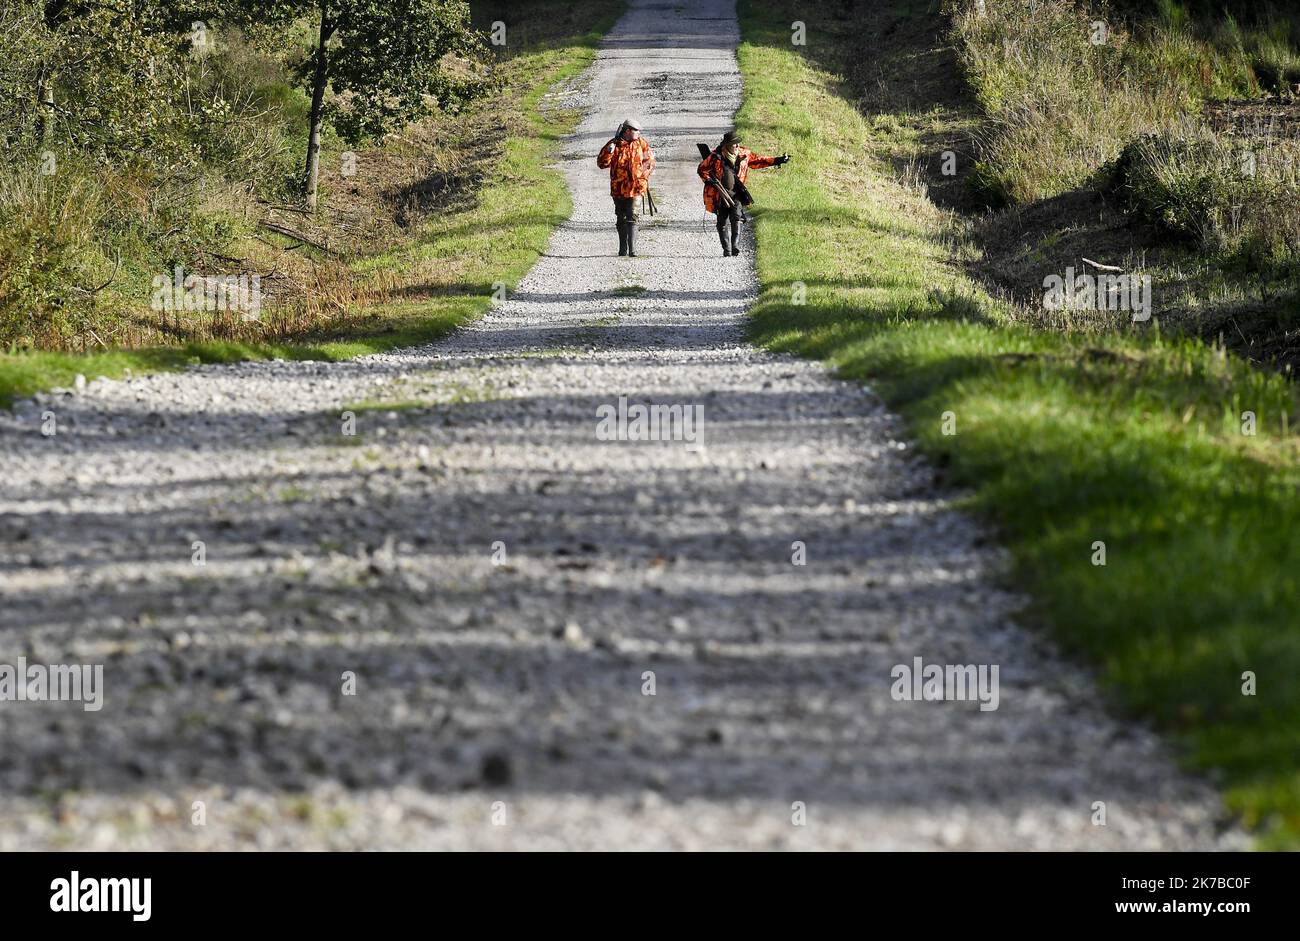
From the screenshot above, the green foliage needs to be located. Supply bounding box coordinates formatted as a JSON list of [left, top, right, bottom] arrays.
[[319, 0, 489, 144], [13, 2, 228, 172], [237, 0, 491, 153], [0, 0, 492, 322], [0, 164, 103, 344], [0, 2, 322, 348], [1244, 17, 1300, 94], [0, 0, 625, 394], [0, 2, 53, 148]]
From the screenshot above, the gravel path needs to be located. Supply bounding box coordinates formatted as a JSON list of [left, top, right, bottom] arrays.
[[0, 0, 1241, 850]]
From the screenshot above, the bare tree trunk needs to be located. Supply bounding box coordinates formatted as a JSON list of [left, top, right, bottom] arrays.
[[304, 3, 332, 211], [37, 74, 54, 146]]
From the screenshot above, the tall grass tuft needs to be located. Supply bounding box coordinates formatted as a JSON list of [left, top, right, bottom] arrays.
[[1117, 129, 1300, 266], [947, 0, 1284, 204]]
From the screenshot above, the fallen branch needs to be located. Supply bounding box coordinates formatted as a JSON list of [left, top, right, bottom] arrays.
[[254, 235, 305, 253], [258, 221, 336, 255], [71, 251, 122, 297], [1081, 256, 1124, 273], [257, 200, 314, 215]]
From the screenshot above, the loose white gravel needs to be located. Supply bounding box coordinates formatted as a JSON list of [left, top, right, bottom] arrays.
[[0, 0, 1243, 850]]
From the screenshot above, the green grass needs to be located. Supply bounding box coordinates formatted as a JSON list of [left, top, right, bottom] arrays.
[[739, 0, 1300, 846], [0, 4, 625, 409]]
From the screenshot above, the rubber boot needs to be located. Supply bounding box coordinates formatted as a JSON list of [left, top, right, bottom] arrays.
[[617, 219, 628, 256], [717, 222, 731, 256], [626, 221, 638, 257], [728, 218, 741, 257]]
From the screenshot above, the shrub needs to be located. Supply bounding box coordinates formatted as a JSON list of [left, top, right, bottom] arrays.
[[0, 164, 104, 346], [1117, 129, 1300, 265]]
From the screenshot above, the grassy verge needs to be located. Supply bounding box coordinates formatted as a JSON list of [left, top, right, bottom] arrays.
[[738, 0, 1300, 846], [0, 2, 624, 409]]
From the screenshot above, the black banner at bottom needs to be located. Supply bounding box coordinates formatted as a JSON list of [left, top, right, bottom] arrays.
[[0, 851, 1285, 927]]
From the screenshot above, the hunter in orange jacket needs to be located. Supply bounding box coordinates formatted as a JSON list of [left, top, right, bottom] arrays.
[[597, 118, 655, 256], [697, 130, 790, 256], [696, 146, 778, 213]]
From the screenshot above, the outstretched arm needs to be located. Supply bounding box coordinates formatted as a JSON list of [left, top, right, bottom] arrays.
[[749, 147, 791, 170]]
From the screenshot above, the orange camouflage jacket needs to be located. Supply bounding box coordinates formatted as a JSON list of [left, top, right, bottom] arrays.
[[696, 146, 778, 212], [597, 136, 655, 198]]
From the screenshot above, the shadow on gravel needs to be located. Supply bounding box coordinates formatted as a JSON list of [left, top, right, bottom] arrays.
[[0, 451, 1075, 809], [0, 352, 1049, 809], [0, 380, 887, 462], [0, 631, 1065, 805]]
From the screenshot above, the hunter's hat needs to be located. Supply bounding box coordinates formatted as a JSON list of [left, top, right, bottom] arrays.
[[721, 130, 742, 146], [623, 117, 642, 130]]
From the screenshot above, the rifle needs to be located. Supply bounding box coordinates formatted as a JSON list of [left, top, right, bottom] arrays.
[[705, 175, 736, 209], [696, 142, 753, 218], [604, 121, 627, 155]]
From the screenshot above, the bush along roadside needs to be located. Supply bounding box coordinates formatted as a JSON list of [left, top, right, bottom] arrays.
[[1115, 129, 1300, 267], [0, 1, 626, 409], [737, 0, 1300, 846], [948, 0, 1300, 206]]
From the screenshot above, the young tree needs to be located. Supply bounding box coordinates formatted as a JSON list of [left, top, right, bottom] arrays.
[[253, 0, 488, 209], [9, 1, 219, 160]]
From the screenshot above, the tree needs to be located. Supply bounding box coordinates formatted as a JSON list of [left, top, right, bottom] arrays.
[[252, 0, 488, 209], [3, 1, 216, 162], [9, 2, 487, 206]]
